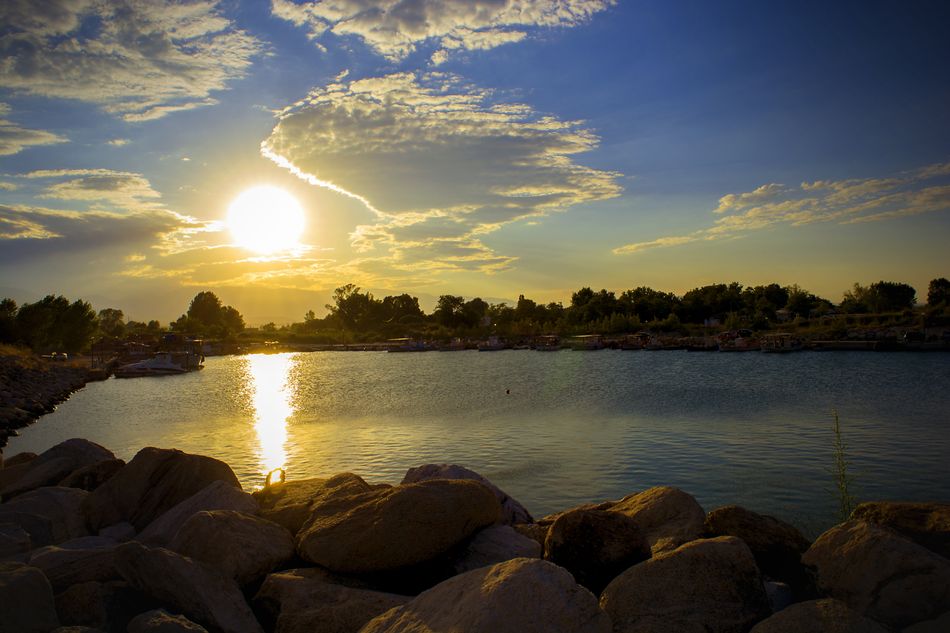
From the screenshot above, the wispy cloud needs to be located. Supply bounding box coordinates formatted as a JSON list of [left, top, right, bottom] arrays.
[[0, 0, 262, 121], [107, 139, 131, 147], [0, 103, 67, 156], [271, 0, 614, 62], [614, 162, 950, 254], [263, 71, 621, 274]]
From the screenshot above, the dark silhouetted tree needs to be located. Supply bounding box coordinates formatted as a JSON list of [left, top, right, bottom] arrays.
[[928, 278, 950, 307], [97, 308, 126, 338]]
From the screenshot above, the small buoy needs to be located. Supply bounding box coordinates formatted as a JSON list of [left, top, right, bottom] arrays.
[[506, 388, 510, 395]]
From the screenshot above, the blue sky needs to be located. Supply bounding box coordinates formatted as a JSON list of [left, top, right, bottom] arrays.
[[1, 0, 948, 323]]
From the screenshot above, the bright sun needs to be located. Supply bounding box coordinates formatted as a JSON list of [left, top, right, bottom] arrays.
[[227, 185, 305, 254]]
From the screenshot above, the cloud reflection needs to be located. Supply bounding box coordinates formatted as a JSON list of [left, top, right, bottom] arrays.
[[246, 353, 297, 482]]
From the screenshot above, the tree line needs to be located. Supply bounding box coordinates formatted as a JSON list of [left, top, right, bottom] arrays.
[[1, 278, 947, 353]]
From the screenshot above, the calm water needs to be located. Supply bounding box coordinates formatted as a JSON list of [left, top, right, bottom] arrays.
[[7, 350, 950, 536]]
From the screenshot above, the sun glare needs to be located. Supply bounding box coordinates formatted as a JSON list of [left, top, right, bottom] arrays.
[[228, 185, 305, 254]]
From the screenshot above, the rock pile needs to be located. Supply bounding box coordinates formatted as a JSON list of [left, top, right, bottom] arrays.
[[0, 354, 103, 447], [1, 439, 948, 633]]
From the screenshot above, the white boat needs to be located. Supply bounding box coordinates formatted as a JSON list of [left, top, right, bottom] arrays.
[[114, 352, 203, 378]]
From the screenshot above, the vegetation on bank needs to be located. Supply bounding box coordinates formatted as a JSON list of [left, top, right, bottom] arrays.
[[0, 278, 947, 353]]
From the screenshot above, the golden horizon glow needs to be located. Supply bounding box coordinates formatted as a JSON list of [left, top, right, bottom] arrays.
[[247, 352, 296, 482], [227, 185, 305, 254]]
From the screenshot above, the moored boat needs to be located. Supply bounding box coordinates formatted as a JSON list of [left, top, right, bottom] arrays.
[[760, 333, 804, 353], [114, 352, 203, 377]]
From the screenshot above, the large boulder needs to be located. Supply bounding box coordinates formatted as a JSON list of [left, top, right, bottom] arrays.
[[170, 510, 295, 586], [254, 568, 409, 633], [114, 542, 263, 633], [600, 536, 771, 633], [748, 598, 888, 633], [81, 447, 241, 532], [610, 486, 706, 554], [0, 486, 89, 546], [253, 474, 383, 535], [401, 464, 533, 524], [58, 459, 125, 492], [452, 525, 541, 574], [297, 478, 500, 574], [29, 537, 119, 591], [137, 480, 259, 546], [903, 611, 950, 633], [850, 502, 950, 559], [0, 562, 60, 633], [704, 505, 813, 594], [54, 580, 157, 632], [1, 439, 114, 500], [543, 508, 649, 594], [801, 520, 950, 629], [359, 558, 611, 633], [127, 609, 209, 632]]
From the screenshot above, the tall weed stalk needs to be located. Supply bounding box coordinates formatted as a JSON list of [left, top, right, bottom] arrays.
[[831, 409, 857, 522]]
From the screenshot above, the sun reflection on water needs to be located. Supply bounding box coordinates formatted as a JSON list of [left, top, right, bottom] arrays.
[[246, 353, 296, 482]]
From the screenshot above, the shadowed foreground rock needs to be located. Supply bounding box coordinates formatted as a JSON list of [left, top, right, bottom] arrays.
[[1, 439, 114, 500], [127, 609, 208, 632], [610, 485, 706, 554], [0, 561, 60, 633], [850, 501, 950, 559], [600, 536, 771, 633], [359, 558, 611, 633], [296, 478, 500, 574], [802, 520, 950, 630], [748, 598, 888, 633], [401, 463, 534, 525], [137, 480, 259, 546]]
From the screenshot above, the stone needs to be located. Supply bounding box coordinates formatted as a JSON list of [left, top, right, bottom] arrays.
[[764, 580, 794, 613], [543, 508, 649, 594], [704, 505, 813, 594], [452, 525, 542, 574], [127, 609, 209, 632], [114, 542, 263, 633], [297, 478, 500, 574], [137, 480, 259, 546], [801, 520, 950, 630], [600, 536, 771, 633], [512, 522, 549, 546], [254, 568, 408, 633], [99, 521, 136, 541], [748, 598, 889, 633], [401, 464, 534, 524], [359, 558, 611, 633], [54, 580, 156, 631], [170, 510, 294, 586], [610, 485, 706, 554], [0, 523, 30, 561], [253, 473, 385, 535], [81, 447, 242, 532], [2, 439, 114, 500], [58, 459, 125, 492], [52, 627, 105, 633], [0, 486, 89, 546], [0, 562, 60, 633], [3, 452, 37, 468], [903, 611, 950, 633], [29, 537, 119, 591], [851, 501, 950, 559], [0, 461, 32, 492]]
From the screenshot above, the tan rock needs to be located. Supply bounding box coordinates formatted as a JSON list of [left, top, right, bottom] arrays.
[[114, 542, 263, 633], [127, 609, 209, 632], [29, 537, 119, 591], [297, 478, 499, 574], [170, 510, 294, 585], [600, 536, 770, 633], [801, 520, 950, 629], [359, 558, 611, 633], [0, 562, 60, 633], [254, 568, 408, 633], [851, 501, 950, 559], [2, 439, 114, 500], [3, 452, 37, 468], [253, 473, 383, 535], [401, 464, 533, 524], [81, 447, 241, 532], [452, 525, 541, 574], [704, 505, 813, 594], [512, 522, 549, 546], [610, 486, 706, 554], [544, 508, 649, 594], [137, 480, 259, 546], [748, 598, 888, 633]]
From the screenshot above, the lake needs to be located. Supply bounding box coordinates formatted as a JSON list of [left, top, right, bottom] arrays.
[[7, 350, 950, 536]]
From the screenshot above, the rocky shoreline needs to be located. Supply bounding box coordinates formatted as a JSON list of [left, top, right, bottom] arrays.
[[1, 439, 948, 633], [0, 354, 106, 448]]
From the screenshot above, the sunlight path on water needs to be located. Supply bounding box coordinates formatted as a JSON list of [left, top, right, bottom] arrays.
[[245, 353, 296, 483]]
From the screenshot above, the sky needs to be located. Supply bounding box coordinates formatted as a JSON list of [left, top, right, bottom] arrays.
[[1, 0, 948, 324]]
